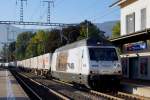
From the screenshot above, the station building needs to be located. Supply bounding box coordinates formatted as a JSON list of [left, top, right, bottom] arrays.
[[110, 0, 150, 80]]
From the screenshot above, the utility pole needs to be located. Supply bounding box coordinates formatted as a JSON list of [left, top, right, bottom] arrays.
[[6, 25, 10, 62], [16, 0, 27, 22], [86, 22, 89, 38], [59, 26, 69, 43], [59, 27, 63, 43], [43, 1, 54, 23], [7, 25, 10, 42]]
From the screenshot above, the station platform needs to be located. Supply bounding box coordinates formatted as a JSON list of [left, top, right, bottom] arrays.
[[121, 79, 150, 98], [0, 68, 29, 100]]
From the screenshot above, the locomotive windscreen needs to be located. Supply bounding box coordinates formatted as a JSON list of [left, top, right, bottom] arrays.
[[89, 48, 118, 61]]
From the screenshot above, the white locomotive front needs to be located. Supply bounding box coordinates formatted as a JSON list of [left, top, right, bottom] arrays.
[[88, 47, 122, 89]]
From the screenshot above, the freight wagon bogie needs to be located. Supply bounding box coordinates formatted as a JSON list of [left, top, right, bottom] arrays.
[[88, 75, 121, 91], [36, 53, 52, 76]]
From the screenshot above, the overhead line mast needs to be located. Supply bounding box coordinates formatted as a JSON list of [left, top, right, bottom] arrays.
[[43, 1, 54, 23], [16, 0, 27, 22]]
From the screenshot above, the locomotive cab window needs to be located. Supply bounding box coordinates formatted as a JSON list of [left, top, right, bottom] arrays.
[[89, 48, 118, 61]]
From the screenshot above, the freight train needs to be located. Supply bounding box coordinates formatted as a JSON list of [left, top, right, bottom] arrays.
[[3, 37, 122, 89]]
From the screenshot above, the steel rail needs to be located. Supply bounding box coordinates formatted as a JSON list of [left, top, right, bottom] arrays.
[[52, 79, 124, 100], [19, 73, 70, 100], [14, 73, 42, 100]]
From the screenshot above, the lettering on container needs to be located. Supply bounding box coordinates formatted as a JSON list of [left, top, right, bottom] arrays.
[[56, 52, 74, 71]]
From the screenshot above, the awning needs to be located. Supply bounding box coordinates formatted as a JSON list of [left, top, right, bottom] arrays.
[[110, 29, 150, 46]]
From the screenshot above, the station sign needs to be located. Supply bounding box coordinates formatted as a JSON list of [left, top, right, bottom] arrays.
[[124, 41, 147, 51]]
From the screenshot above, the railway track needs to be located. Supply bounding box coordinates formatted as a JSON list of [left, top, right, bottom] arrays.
[[11, 69, 147, 100], [116, 92, 145, 100], [53, 79, 124, 100], [18, 72, 105, 100], [10, 70, 70, 100], [52, 77, 147, 100], [14, 70, 122, 100]]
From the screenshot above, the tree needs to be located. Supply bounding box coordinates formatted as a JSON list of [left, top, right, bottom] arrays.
[[78, 20, 105, 40], [25, 30, 48, 58], [14, 21, 108, 57], [25, 36, 37, 58], [0, 42, 16, 61], [46, 29, 62, 52], [16, 32, 33, 60], [8, 42, 16, 61], [62, 25, 80, 43], [112, 22, 120, 38], [0, 44, 8, 62], [35, 30, 47, 55]]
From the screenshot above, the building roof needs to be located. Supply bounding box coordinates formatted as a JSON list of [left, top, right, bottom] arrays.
[[110, 0, 127, 7], [110, 29, 150, 46], [110, 0, 137, 8]]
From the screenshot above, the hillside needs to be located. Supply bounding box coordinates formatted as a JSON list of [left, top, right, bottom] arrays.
[[95, 20, 119, 37]]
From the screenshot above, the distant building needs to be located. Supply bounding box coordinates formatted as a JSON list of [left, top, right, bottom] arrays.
[[110, 0, 150, 80]]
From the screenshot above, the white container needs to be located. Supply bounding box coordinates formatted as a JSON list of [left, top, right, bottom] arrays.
[[31, 57, 38, 69], [37, 55, 44, 70], [43, 53, 52, 70]]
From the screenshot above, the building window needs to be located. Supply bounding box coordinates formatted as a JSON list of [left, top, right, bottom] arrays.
[[141, 8, 146, 30], [126, 13, 135, 34], [140, 58, 148, 76]]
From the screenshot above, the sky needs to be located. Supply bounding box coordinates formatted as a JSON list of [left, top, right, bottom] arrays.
[[0, 0, 120, 49], [0, 0, 120, 26]]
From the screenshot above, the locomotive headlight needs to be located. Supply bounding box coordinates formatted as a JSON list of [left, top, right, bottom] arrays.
[[90, 70, 99, 74]]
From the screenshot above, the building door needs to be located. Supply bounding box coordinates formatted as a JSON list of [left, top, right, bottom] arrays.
[[129, 57, 139, 79]]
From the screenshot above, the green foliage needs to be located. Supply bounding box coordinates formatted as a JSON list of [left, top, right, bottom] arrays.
[[46, 29, 62, 52], [62, 26, 80, 43], [8, 42, 16, 53], [112, 22, 120, 38], [34, 30, 47, 55], [25, 35, 37, 58], [8, 42, 16, 61], [13, 20, 108, 60], [78, 20, 105, 40], [1, 44, 8, 61], [16, 32, 33, 60], [25, 30, 47, 58]]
